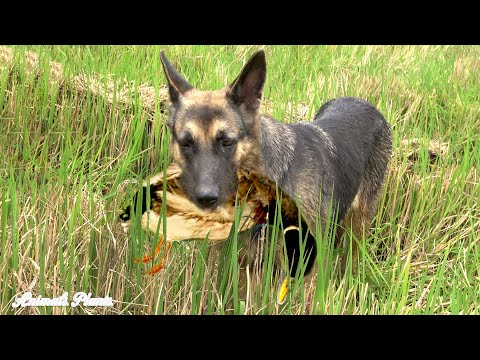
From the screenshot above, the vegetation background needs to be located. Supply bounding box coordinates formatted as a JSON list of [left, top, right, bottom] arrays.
[[0, 45, 478, 314]]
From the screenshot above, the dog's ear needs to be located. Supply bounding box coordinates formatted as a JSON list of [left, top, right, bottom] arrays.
[[160, 51, 194, 103], [227, 50, 266, 111]]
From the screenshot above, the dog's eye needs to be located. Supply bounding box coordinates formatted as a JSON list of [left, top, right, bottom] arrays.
[[222, 139, 236, 147], [179, 140, 193, 148]]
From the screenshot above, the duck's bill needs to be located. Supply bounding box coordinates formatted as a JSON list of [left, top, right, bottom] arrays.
[[277, 276, 294, 305]]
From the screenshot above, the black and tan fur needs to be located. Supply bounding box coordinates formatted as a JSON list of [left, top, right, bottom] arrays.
[[158, 49, 392, 282]]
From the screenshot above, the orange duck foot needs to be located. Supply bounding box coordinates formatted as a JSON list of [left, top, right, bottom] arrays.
[[135, 239, 171, 275]]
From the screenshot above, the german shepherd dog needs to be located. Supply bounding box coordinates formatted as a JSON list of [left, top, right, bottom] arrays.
[[158, 49, 392, 303]]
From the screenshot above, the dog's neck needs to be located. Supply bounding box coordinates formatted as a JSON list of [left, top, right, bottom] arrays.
[[251, 115, 296, 184]]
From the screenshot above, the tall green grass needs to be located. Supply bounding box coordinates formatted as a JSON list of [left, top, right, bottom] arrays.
[[0, 45, 479, 314]]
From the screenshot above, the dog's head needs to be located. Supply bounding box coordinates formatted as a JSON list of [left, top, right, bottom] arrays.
[[160, 50, 266, 210]]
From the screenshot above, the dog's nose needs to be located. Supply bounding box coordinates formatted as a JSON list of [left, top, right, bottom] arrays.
[[195, 186, 219, 208]]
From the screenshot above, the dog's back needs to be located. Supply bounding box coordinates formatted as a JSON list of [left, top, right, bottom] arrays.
[[256, 96, 392, 290], [313, 97, 392, 223], [263, 96, 392, 241]]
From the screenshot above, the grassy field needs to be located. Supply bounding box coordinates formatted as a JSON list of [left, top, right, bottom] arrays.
[[0, 45, 479, 314]]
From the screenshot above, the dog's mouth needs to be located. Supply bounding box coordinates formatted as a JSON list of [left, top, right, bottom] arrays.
[[195, 200, 220, 212]]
